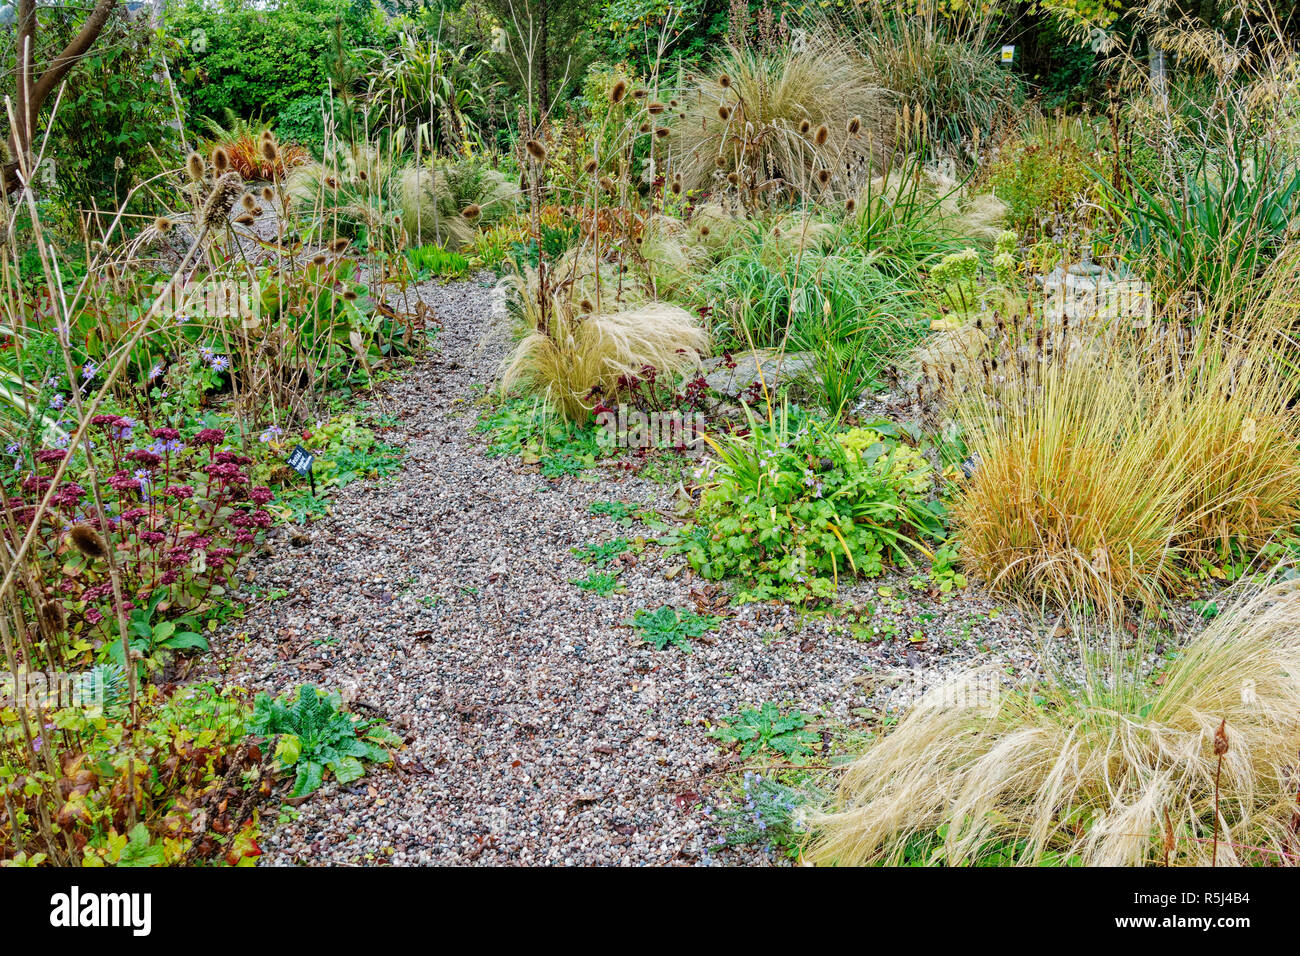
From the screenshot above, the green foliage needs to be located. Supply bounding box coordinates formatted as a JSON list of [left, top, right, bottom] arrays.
[[588, 500, 639, 524], [711, 703, 819, 763], [628, 605, 722, 651], [477, 397, 604, 467], [104, 590, 209, 679], [705, 770, 813, 859], [166, 0, 379, 122], [570, 570, 624, 595], [274, 94, 328, 154], [249, 685, 400, 799], [572, 538, 630, 568], [1101, 142, 1300, 313], [48, 12, 184, 213], [1, 683, 259, 866], [985, 131, 1098, 239], [406, 244, 470, 279], [678, 407, 944, 603]]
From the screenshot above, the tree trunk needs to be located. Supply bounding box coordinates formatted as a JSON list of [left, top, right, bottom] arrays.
[[5, 0, 120, 193]]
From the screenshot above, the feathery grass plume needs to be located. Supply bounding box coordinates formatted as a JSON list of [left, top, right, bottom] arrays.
[[395, 158, 514, 249], [808, 579, 1300, 866], [186, 151, 206, 181], [671, 35, 892, 207], [201, 171, 245, 228], [610, 78, 628, 104], [68, 524, 107, 560], [501, 300, 708, 420]]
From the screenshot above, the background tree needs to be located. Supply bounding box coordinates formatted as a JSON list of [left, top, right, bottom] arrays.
[[5, 0, 119, 191], [483, 0, 592, 117]]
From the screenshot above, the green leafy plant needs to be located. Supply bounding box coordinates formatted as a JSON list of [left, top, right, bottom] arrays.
[[250, 685, 401, 799], [570, 570, 624, 596], [711, 703, 819, 763], [405, 244, 471, 280], [105, 590, 209, 678], [678, 406, 944, 603], [628, 605, 721, 651], [572, 538, 630, 568]]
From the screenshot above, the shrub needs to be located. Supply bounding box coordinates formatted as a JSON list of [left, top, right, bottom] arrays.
[[985, 126, 1098, 239], [679, 407, 943, 602], [1, 681, 262, 866], [274, 94, 328, 156], [807, 580, 1300, 866], [199, 112, 308, 182]]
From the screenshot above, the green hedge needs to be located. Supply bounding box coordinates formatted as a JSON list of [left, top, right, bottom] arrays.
[[165, 0, 379, 123]]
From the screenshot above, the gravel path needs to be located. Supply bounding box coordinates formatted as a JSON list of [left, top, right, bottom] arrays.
[[204, 274, 1045, 866]]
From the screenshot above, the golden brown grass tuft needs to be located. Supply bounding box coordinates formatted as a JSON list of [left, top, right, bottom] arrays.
[[946, 283, 1300, 610]]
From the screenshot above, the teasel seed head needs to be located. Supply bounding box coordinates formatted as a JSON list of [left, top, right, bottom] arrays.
[[154, 216, 174, 233], [648, 102, 666, 115], [814, 125, 829, 147], [461, 203, 482, 220], [632, 88, 646, 99], [357, 169, 369, 182], [699, 224, 711, 236], [186, 151, 206, 181], [610, 79, 628, 104], [211, 145, 230, 175], [844, 197, 856, 213], [39, 600, 66, 634], [719, 74, 731, 89], [654, 126, 669, 139], [69, 523, 107, 560], [324, 175, 339, 190], [584, 158, 598, 175], [580, 298, 594, 313], [717, 105, 731, 121], [342, 290, 359, 301], [525, 139, 546, 162], [329, 237, 350, 253], [261, 137, 279, 163], [261, 185, 275, 203], [310, 254, 328, 266], [847, 115, 862, 135], [234, 212, 256, 225], [799, 119, 811, 135], [639, 122, 650, 133], [240, 192, 256, 211], [817, 168, 831, 187], [200, 171, 245, 228], [726, 172, 739, 186], [600, 175, 616, 192]]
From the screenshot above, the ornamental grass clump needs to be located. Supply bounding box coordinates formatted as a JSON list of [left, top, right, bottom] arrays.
[[945, 276, 1300, 611], [670, 35, 891, 208], [807, 579, 1300, 867]]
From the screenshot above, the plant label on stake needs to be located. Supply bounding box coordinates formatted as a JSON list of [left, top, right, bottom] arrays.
[[1000, 45, 1015, 64], [287, 444, 316, 496]]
